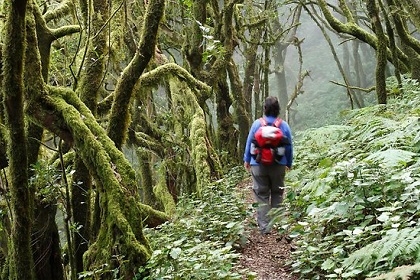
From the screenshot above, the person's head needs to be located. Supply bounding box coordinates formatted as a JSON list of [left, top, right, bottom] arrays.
[[264, 96, 280, 117]]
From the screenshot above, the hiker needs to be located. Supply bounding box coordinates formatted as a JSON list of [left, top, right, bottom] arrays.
[[243, 96, 293, 234]]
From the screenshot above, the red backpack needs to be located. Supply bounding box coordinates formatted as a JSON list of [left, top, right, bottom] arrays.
[[251, 118, 287, 165]]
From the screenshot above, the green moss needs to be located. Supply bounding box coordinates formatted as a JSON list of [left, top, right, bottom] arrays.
[[189, 113, 211, 195], [33, 87, 169, 277], [107, 0, 165, 149], [2, 0, 35, 278], [153, 162, 176, 215], [168, 76, 218, 196]]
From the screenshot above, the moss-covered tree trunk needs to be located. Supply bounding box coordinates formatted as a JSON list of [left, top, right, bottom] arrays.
[[271, 3, 301, 119], [242, 37, 259, 120], [239, 0, 264, 120], [211, 0, 243, 158], [71, 0, 109, 273], [132, 63, 218, 198], [107, 0, 165, 149], [169, 76, 214, 195], [317, 0, 410, 73], [126, 92, 177, 211], [24, 2, 83, 278], [26, 87, 168, 278], [20, 2, 169, 277], [25, 5, 65, 279], [385, 0, 420, 81], [366, 0, 387, 104], [2, 0, 35, 279], [400, 0, 420, 30], [216, 77, 237, 157], [227, 59, 249, 159], [185, 0, 206, 82]]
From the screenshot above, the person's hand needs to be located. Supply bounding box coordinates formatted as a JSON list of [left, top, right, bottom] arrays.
[[244, 162, 251, 172], [286, 166, 291, 172]]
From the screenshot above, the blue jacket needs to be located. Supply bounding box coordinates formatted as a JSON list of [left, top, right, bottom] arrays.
[[243, 116, 293, 168]]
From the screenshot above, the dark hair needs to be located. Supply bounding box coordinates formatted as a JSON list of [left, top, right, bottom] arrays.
[[264, 96, 280, 117]]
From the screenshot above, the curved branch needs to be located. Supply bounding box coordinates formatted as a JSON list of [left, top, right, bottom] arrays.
[[330, 80, 375, 93], [316, 0, 410, 69], [138, 62, 212, 95], [26, 86, 169, 277], [107, 0, 166, 149], [51, 25, 80, 39], [43, 0, 74, 23], [134, 132, 166, 158], [386, 0, 420, 54]]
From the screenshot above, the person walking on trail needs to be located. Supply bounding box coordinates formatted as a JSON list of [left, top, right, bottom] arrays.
[[243, 96, 293, 234]]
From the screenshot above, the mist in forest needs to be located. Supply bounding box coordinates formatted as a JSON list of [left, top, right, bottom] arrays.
[[281, 11, 376, 132]]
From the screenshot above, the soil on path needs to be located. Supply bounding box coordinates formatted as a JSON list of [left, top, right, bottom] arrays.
[[237, 177, 298, 280]]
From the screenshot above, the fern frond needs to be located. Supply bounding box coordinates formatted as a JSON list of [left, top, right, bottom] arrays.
[[403, 229, 420, 258], [366, 263, 420, 280], [342, 242, 377, 270], [343, 228, 420, 272], [375, 229, 402, 264], [390, 228, 420, 265]]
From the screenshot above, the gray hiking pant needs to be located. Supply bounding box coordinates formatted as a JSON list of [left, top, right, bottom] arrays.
[[250, 165, 286, 233]]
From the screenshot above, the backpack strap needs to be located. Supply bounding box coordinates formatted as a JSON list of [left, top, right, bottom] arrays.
[[273, 118, 282, 128], [259, 118, 268, 126], [260, 117, 282, 127]]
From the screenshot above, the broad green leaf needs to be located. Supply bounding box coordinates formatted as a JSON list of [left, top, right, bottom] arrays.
[[377, 212, 390, 222], [321, 259, 335, 270], [319, 158, 333, 168], [170, 247, 182, 259], [365, 149, 416, 167], [226, 222, 237, 229]]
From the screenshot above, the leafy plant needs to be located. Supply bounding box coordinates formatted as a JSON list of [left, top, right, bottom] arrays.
[[29, 159, 63, 203], [273, 77, 420, 279], [136, 167, 255, 279], [342, 228, 420, 273], [366, 263, 420, 280]]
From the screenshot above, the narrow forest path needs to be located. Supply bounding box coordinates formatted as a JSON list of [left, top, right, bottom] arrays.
[[237, 177, 298, 280]]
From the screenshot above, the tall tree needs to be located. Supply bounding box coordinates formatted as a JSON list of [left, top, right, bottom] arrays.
[[71, 0, 109, 273], [1, 0, 34, 279], [272, 2, 302, 119], [366, 0, 387, 104]]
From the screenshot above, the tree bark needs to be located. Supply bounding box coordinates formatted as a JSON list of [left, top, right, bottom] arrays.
[[227, 58, 249, 160], [185, 0, 206, 81], [385, 0, 420, 80], [400, 0, 420, 31], [26, 87, 168, 278], [272, 3, 302, 119], [242, 31, 260, 119], [366, 0, 387, 104], [107, 0, 165, 149], [25, 3, 65, 279], [2, 0, 35, 279], [32, 202, 63, 280], [71, 0, 109, 273]]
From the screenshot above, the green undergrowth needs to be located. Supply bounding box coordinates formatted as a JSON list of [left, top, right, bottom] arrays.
[[136, 167, 255, 280], [272, 76, 420, 279]]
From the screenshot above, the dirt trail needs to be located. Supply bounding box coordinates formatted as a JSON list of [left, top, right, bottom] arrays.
[[237, 178, 298, 280]]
